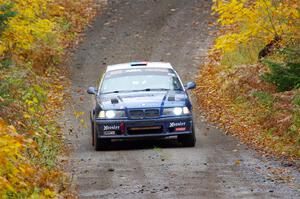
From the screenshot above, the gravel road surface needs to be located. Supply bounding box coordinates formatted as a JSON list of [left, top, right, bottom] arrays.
[[66, 0, 300, 198]]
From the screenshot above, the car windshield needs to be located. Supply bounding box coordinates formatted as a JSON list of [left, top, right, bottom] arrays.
[[100, 68, 183, 94]]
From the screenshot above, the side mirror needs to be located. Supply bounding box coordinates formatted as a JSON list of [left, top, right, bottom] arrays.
[[185, 81, 196, 90], [87, 87, 97, 95]]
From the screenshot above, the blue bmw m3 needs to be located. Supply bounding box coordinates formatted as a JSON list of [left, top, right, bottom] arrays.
[[87, 62, 196, 150]]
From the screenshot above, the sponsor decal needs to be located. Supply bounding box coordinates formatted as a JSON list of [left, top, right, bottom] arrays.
[[104, 131, 116, 135], [103, 125, 120, 131], [169, 121, 186, 128]]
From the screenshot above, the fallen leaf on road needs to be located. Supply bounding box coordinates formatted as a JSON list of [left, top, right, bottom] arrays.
[[235, 160, 241, 166]]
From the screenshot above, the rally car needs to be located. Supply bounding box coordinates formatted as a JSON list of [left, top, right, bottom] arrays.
[[87, 62, 196, 150]]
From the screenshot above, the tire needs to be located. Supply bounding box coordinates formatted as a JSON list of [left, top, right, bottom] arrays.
[[94, 137, 110, 151], [178, 125, 196, 147], [94, 127, 110, 151], [91, 119, 95, 146]]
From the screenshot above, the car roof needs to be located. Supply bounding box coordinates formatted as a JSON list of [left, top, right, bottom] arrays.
[[106, 62, 173, 72]]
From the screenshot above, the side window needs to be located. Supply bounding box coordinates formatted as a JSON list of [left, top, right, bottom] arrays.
[[174, 77, 181, 90]]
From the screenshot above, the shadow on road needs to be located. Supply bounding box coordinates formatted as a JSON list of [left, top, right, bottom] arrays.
[[99, 138, 185, 151]]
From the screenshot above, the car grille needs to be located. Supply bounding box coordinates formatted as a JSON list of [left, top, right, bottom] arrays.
[[129, 109, 160, 119], [145, 109, 160, 118]]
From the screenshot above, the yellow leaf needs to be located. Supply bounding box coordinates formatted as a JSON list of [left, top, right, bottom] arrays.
[[234, 160, 241, 166], [23, 113, 31, 119]]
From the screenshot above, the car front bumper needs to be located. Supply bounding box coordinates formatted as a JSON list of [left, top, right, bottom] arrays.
[[94, 115, 193, 139]]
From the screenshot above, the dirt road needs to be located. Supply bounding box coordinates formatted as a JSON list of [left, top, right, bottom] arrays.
[[66, 0, 300, 198]]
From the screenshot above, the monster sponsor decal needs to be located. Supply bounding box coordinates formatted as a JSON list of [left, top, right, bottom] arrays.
[[169, 121, 186, 128], [103, 125, 120, 131]]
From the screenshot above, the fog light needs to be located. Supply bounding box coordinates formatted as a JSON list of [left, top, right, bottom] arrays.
[[175, 127, 186, 131]]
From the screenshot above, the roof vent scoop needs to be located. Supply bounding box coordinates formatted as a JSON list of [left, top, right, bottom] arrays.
[[130, 62, 147, 66], [111, 98, 119, 104]]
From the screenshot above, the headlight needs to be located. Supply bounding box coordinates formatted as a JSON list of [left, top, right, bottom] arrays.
[[183, 107, 190, 114], [106, 110, 116, 118], [98, 110, 125, 118], [163, 107, 190, 116], [173, 107, 183, 115]]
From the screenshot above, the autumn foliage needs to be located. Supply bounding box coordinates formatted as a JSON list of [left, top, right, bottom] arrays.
[[196, 0, 300, 159], [0, 0, 98, 197], [212, 0, 299, 53]]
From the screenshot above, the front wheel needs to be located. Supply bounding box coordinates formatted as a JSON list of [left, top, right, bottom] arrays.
[[94, 127, 110, 151], [178, 125, 196, 147], [94, 137, 111, 151], [91, 119, 95, 146]]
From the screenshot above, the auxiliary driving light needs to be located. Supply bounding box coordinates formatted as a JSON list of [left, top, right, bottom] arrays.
[[175, 127, 186, 132]]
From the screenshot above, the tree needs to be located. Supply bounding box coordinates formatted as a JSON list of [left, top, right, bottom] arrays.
[[212, 0, 300, 57]]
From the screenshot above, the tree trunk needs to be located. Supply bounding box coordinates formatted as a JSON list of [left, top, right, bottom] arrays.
[[258, 35, 281, 61]]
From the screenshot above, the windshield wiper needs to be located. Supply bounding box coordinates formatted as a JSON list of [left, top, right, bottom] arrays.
[[130, 88, 171, 92], [144, 88, 183, 91], [101, 88, 179, 94], [101, 90, 120, 94], [148, 88, 170, 91]]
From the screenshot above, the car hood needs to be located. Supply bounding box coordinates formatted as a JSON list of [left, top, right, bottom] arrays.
[[97, 91, 188, 109]]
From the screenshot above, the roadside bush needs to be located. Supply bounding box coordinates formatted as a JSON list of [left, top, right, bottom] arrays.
[[262, 60, 300, 92], [262, 46, 300, 92]]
